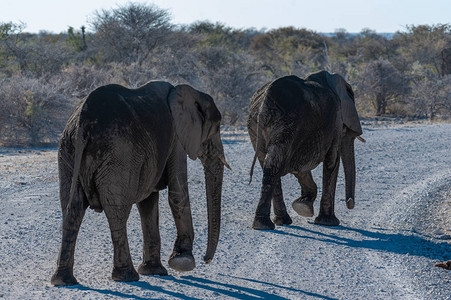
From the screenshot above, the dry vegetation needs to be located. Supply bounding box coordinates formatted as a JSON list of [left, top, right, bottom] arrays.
[[0, 2, 450, 146]]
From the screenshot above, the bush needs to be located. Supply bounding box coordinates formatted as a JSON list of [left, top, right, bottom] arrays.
[[1, 8, 450, 147], [54, 64, 115, 99], [409, 74, 451, 119], [0, 77, 75, 146]]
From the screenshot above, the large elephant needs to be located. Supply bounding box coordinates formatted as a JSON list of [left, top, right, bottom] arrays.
[[51, 81, 229, 286], [247, 71, 364, 230]]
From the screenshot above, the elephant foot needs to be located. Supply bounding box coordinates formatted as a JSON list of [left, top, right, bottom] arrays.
[[112, 265, 139, 282], [252, 216, 275, 230], [292, 198, 314, 217], [273, 212, 293, 226], [346, 197, 355, 209], [314, 214, 340, 226], [51, 268, 78, 286], [138, 261, 168, 276], [168, 252, 195, 272]]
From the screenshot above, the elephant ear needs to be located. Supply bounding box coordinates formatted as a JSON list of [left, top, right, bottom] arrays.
[[168, 84, 221, 160], [326, 73, 363, 135]]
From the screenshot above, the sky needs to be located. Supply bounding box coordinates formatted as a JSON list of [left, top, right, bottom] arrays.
[[1, 0, 450, 34]]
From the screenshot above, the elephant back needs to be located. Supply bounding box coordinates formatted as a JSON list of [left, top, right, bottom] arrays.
[[260, 75, 332, 125], [79, 83, 173, 143]]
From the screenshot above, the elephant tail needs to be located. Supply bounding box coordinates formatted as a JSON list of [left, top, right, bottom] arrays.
[[249, 112, 262, 185], [249, 151, 258, 184], [66, 104, 102, 215], [65, 122, 88, 217]]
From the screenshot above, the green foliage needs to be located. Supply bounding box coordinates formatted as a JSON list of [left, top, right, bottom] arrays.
[[0, 21, 26, 75], [90, 2, 172, 65], [67, 26, 87, 52], [392, 24, 451, 74], [24, 91, 39, 117], [0, 21, 26, 40], [188, 21, 253, 52], [250, 27, 328, 76]]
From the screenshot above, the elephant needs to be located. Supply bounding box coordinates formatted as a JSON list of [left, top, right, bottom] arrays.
[[247, 71, 364, 230], [51, 81, 230, 286]]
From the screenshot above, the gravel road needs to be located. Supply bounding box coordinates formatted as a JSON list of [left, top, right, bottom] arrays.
[[0, 123, 450, 299]]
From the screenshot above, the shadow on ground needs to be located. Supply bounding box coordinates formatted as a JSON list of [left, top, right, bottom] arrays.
[[65, 274, 337, 300], [272, 225, 451, 260]]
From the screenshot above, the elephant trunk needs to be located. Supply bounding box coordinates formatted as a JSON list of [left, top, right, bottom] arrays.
[[199, 133, 226, 263], [340, 133, 356, 209]]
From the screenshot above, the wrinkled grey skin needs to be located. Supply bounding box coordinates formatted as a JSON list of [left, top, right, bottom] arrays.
[[248, 71, 363, 230], [51, 81, 227, 286]]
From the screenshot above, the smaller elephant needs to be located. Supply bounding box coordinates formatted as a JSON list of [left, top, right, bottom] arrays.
[[248, 71, 364, 230], [51, 81, 229, 286]]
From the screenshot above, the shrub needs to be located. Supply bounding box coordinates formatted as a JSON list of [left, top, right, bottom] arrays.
[[0, 77, 75, 146]]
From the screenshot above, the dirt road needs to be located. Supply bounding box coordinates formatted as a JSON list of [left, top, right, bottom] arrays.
[[0, 123, 450, 299]]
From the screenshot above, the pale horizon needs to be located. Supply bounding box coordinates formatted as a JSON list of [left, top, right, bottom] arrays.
[[1, 0, 450, 34]]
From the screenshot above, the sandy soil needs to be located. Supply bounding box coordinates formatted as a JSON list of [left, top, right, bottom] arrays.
[[0, 123, 450, 299]]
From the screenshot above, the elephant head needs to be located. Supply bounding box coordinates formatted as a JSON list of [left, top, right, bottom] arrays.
[[307, 71, 363, 210], [168, 84, 229, 263]]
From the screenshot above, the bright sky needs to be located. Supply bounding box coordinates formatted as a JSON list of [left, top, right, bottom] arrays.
[[1, 0, 450, 34]]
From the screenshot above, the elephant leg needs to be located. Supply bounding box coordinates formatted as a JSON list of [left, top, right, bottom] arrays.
[[253, 147, 283, 230], [103, 203, 139, 282], [272, 178, 292, 226], [315, 154, 340, 226], [167, 152, 195, 272], [51, 179, 88, 286], [136, 192, 168, 276], [292, 171, 318, 217], [168, 186, 195, 272]]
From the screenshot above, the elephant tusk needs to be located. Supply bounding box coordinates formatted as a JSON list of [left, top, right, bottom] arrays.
[[356, 136, 366, 143], [204, 257, 213, 264], [219, 155, 232, 170]]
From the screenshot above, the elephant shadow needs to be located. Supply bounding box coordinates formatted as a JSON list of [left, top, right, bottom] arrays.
[[64, 284, 149, 300], [130, 275, 336, 300], [273, 225, 451, 260], [65, 274, 337, 299], [64, 281, 198, 300]]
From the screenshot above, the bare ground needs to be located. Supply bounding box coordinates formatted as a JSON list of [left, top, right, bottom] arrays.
[[0, 122, 450, 299]]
